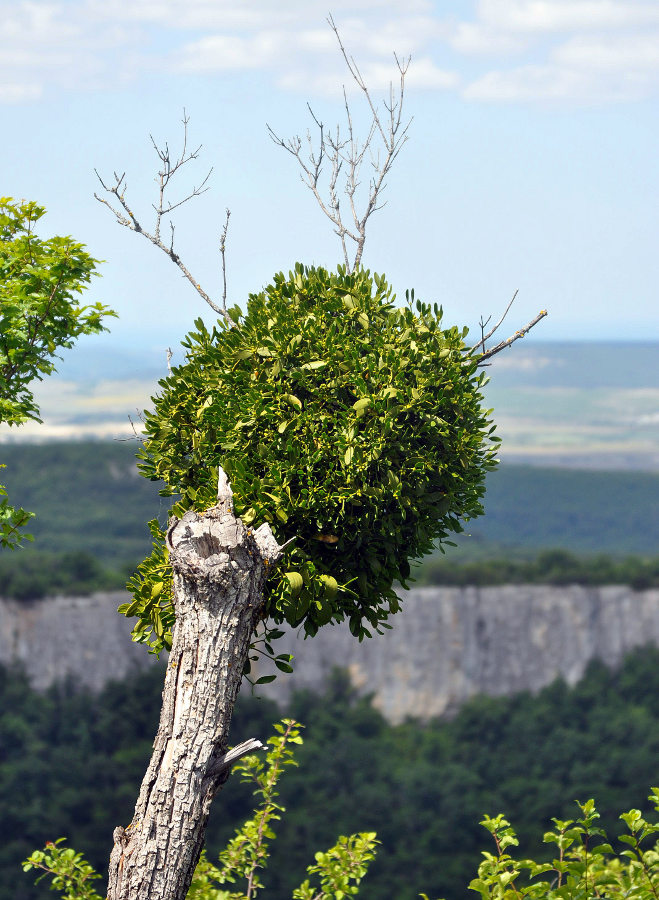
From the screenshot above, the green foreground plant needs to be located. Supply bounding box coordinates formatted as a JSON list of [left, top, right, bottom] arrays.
[[24, 720, 379, 900], [23, 718, 659, 900], [468, 792, 659, 900]]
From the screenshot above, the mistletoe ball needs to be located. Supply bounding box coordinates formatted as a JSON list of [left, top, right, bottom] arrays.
[[132, 265, 498, 647]]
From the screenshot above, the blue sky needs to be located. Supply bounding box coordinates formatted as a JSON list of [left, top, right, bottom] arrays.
[[3, 0, 659, 362]]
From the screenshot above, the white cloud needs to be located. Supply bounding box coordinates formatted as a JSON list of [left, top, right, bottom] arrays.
[[475, 0, 659, 34], [87, 0, 284, 30], [450, 21, 528, 55], [176, 32, 282, 72], [464, 64, 567, 101], [334, 15, 444, 58], [405, 58, 460, 91], [452, 0, 659, 102], [273, 53, 457, 96], [0, 81, 42, 103], [463, 63, 651, 103], [555, 32, 659, 72], [3, 0, 659, 106], [173, 12, 446, 94], [1, 0, 79, 42], [0, 0, 144, 100], [86, 0, 434, 34]]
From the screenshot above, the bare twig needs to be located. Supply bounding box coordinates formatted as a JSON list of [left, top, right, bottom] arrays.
[[477, 314, 492, 353], [267, 14, 411, 272], [472, 290, 519, 355], [94, 110, 232, 324], [478, 309, 548, 363], [116, 411, 147, 443], [219, 208, 231, 310]]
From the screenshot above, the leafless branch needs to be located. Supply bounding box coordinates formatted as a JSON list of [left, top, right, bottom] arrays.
[[472, 290, 519, 355], [477, 314, 491, 352], [267, 14, 411, 272], [116, 411, 147, 443], [219, 208, 231, 310], [94, 110, 232, 324], [478, 309, 548, 363]]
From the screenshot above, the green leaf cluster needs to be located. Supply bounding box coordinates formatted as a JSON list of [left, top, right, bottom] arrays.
[[133, 264, 497, 646], [292, 833, 379, 900], [193, 720, 304, 898], [0, 470, 33, 550], [119, 519, 174, 656], [0, 198, 115, 548], [22, 839, 102, 900], [468, 793, 659, 900]]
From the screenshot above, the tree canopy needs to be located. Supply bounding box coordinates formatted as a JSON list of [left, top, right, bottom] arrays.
[[125, 264, 499, 655], [0, 198, 114, 548]]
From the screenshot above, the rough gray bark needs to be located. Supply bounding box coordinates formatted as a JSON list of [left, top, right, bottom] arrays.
[[106, 470, 285, 900]]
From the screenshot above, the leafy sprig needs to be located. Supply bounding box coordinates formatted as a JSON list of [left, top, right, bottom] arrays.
[[468, 792, 659, 900]]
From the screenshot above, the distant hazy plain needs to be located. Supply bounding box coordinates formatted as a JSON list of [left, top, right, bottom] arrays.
[[2, 341, 657, 471]]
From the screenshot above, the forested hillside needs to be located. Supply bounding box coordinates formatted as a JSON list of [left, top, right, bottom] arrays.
[[0, 442, 657, 599], [4, 648, 659, 900], [0, 442, 163, 564]]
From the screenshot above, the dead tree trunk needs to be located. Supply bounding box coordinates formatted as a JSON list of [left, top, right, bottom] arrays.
[[106, 471, 284, 900]]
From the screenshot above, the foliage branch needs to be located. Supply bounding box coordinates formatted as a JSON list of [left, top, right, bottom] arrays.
[[467, 792, 659, 900], [0, 198, 114, 548]]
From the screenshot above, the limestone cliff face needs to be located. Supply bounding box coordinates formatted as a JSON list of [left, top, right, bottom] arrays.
[[254, 585, 659, 722], [1, 585, 658, 721], [0, 592, 155, 691]]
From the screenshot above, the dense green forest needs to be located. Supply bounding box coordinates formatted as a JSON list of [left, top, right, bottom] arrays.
[[2, 547, 658, 600], [417, 548, 659, 589], [0, 441, 658, 599], [1, 441, 658, 559], [461, 464, 659, 555], [0, 551, 129, 599], [4, 648, 659, 900], [0, 442, 163, 564]]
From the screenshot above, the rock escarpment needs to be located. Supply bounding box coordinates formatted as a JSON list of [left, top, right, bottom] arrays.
[[1, 585, 658, 722], [254, 585, 659, 722], [0, 592, 154, 691]]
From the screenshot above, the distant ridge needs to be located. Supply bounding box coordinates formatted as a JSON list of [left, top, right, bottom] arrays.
[[0, 444, 657, 561], [1, 341, 656, 469]]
